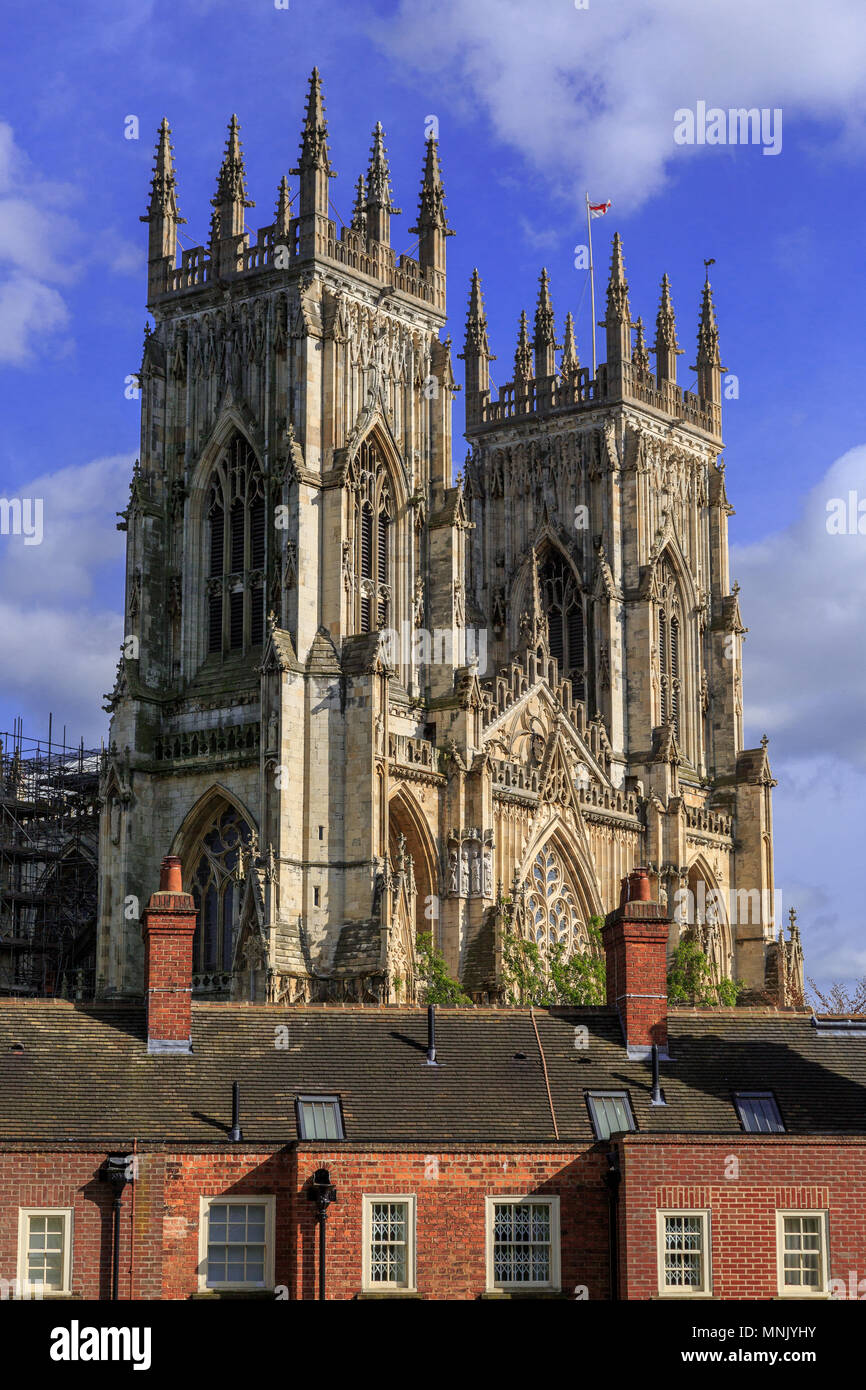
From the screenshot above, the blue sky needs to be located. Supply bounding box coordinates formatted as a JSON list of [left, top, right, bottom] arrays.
[[1, 0, 865, 991]]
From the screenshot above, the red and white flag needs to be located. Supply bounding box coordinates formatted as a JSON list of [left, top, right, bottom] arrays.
[[588, 199, 611, 219]]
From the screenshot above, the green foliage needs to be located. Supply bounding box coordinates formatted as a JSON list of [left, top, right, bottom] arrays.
[[667, 937, 743, 1006], [667, 938, 716, 1004], [415, 932, 472, 1006], [501, 917, 606, 1007], [716, 975, 743, 1007]]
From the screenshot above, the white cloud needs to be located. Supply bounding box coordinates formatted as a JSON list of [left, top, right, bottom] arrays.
[[0, 122, 143, 365], [0, 453, 130, 742], [0, 274, 70, 365], [377, 0, 866, 210], [733, 444, 866, 989], [735, 444, 866, 768]]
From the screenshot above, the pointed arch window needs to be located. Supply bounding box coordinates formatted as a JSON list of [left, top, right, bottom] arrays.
[[189, 805, 253, 975], [656, 558, 682, 737], [354, 438, 392, 635], [524, 844, 589, 960], [539, 553, 586, 697], [205, 434, 266, 656]]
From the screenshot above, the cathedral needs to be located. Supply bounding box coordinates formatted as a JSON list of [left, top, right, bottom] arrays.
[[96, 69, 803, 1007]]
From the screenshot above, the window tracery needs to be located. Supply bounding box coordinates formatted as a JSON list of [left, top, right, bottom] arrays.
[[206, 434, 265, 655]]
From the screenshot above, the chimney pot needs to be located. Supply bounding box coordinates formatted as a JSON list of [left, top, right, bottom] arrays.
[[159, 855, 183, 893]]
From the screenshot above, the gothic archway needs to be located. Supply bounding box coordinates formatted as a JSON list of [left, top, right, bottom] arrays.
[[170, 788, 257, 980]]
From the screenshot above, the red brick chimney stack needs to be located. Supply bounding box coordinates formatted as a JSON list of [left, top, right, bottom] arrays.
[[602, 866, 670, 1056], [141, 855, 196, 1055]]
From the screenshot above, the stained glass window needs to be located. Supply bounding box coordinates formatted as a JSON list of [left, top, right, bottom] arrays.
[[190, 806, 253, 973], [524, 844, 587, 959]]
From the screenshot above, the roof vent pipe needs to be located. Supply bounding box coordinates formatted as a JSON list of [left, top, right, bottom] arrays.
[[426, 1004, 437, 1066], [650, 1043, 665, 1106], [229, 1080, 243, 1142]]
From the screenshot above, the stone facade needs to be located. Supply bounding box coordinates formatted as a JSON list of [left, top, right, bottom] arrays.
[[96, 69, 802, 1004]]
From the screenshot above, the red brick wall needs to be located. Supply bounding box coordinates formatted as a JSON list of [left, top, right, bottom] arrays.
[[0, 1145, 611, 1300], [6, 1137, 865, 1300], [0, 1149, 164, 1300], [617, 1135, 866, 1299]]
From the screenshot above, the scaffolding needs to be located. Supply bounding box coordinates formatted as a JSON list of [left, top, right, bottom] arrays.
[[0, 717, 101, 998]]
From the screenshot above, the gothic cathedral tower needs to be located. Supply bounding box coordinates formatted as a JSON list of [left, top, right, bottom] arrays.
[[97, 72, 802, 1007]]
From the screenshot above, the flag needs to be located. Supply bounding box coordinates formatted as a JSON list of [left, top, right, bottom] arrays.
[[588, 200, 611, 218]]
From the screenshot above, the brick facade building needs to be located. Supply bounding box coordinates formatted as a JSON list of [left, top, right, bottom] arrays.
[[1, 863, 862, 1301]]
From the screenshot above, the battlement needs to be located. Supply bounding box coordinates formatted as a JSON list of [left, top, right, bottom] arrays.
[[143, 71, 451, 316], [462, 253, 725, 441]]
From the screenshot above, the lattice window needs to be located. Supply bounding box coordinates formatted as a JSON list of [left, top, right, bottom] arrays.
[[660, 1213, 708, 1292], [524, 843, 588, 959], [190, 805, 253, 973], [488, 1199, 560, 1290], [369, 1203, 408, 1284], [539, 553, 585, 697], [205, 434, 266, 655], [353, 438, 392, 635]]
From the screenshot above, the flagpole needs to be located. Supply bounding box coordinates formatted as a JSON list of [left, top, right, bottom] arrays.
[[586, 192, 597, 380]]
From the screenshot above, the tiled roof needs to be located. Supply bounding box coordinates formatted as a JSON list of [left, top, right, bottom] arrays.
[[1, 1002, 865, 1146]]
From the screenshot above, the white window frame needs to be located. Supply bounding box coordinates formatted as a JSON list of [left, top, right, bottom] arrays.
[[656, 1210, 712, 1297], [485, 1195, 562, 1293], [198, 1195, 276, 1293], [17, 1207, 74, 1297], [775, 1210, 830, 1298], [361, 1194, 417, 1293]]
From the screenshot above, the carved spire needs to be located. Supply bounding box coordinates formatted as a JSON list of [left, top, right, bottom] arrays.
[[140, 118, 185, 302], [693, 264, 724, 404], [459, 268, 494, 425], [291, 67, 334, 178], [409, 136, 453, 272], [653, 273, 682, 383], [533, 268, 558, 378], [274, 175, 291, 239], [143, 118, 183, 223], [632, 315, 651, 378], [291, 67, 336, 252], [514, 310, 533, 389], [212, 115, 254, 242], [560, 310, 580, 380], [602, 232, 632, 367], [350, 174, 367, 234], [365, 122, 401, 245]]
